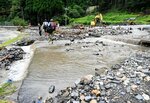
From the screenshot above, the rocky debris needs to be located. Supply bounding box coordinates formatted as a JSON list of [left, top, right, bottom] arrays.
[[48, 52, 150, 103], [23, 26, 133, 44], [0, 47, 25, 70], [142, 27, 150, 31], [52, 27, 132, 41], [15, 38, 35, 46], [71, 24, 85, 29], [139, 40, 150, 47], [47, 27, 132, 44], [0, 46, 5, 51], [17, 26, 25, 32], [49, 85, 55, 93], [88, 27, 132, 37]]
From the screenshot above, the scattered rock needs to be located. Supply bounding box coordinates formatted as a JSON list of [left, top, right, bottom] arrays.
[[99, 100, 105, 103], [93, 53, 99, 56], [135, 94, 144, 100], [142, 93, 150, 101], [131, 84, 138, 91], [91, 89, 101, 96], [49, 85, 55, 93], [144, 76, 150, 82], [45, 49, 150, 103], [80, 94, 85, 101], [127, 101, 131, 103], [15, 38, 35, 46], [111, 64, 121, 70], [105, 84, 111, 89], [0, 47, 25, 69], [65, 43, 71, 46], [85, 95, 92, 102], [90, 99, 97, 103], [123, 78, 130, 85]]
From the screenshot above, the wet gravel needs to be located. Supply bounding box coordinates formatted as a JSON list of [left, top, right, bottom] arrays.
[[29, 26, 133, 42], [46, 52, 150, 103], [60, 27, 131, 39], [17, 26, 150, 103], [1, 25, 149, 102], [0, 47, 25, 70], [15, 38, 35, 46]]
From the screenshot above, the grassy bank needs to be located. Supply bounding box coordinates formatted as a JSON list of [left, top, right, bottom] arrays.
[[0, 35, 22, 48], [0, 83, 16, 103], [71, 11, 150, 25], [0, 83, 16, 97], [104, 11, 137, 24], [0, 100, 9, 103]]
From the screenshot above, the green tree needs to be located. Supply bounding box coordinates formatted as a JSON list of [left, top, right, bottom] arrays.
[[68, 9, 80, 18], [73, 5, 85, 16], [0, 0, 12, 21], [9, 0, 20, 18]]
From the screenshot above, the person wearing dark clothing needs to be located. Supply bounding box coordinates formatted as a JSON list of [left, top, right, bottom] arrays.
[[38, 23, 42, 36], [47, 19, 56, 34], [50, 19, 57, 31]]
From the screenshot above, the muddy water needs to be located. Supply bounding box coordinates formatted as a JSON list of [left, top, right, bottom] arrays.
[[18, 44, 95, 103], [17, 37, 148, 103], [17, 26, 150, 103]]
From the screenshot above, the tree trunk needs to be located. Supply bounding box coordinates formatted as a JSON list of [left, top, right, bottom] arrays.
[[122, 0, 125, 7], [21, 7, 24, 20], [115, 0, 118, 8]]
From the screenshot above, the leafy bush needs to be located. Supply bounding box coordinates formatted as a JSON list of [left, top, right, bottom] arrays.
[[11, 17, 27, 26], [67, 5, 85, 18], [71, 15, 94, 25], [0, 83, 16, 97], [68, 9, 80, 18], [73, 5, 85, 16], [53, 15, 70, 25]]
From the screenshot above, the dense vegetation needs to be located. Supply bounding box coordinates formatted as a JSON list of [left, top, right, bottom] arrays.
[[0, 0, 150, 25], [72, 11, 150, 25]]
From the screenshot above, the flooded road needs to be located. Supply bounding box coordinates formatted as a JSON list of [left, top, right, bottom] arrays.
[[18, 44, 94, 103], [0, 25, 149, 103], [18, 38, 146, 103]]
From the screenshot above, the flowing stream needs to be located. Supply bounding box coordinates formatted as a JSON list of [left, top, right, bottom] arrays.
[[1, 25, 148, 103], [17, 37, 149, 103]]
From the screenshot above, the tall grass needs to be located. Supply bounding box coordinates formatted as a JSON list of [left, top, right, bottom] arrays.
[[0, 83, 16, 96], [71, 15, 95, 25], [136, 15, 150, 24], [72, 11, 150, 25], [0, 83, 16, 103], [0, 35, 23, 48], [104, 11, 138, 24]]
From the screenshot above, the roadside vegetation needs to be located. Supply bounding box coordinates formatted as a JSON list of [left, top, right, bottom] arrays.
[[0, 0, 149, 26], [0, 83, 16, 103], [11, 17, 28, 26], [0, 35, 23, 48], [0, 100, 9, 103], [71, 11, 150, 25]]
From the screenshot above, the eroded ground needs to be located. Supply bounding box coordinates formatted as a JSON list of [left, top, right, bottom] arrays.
[[0, 25, 150, 103]]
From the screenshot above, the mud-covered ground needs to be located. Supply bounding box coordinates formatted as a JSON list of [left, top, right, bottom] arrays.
[[51, 52, 150, 103], [0, 25, 150, 103]]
